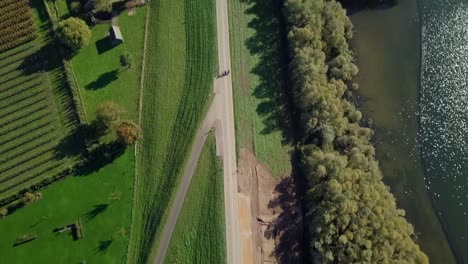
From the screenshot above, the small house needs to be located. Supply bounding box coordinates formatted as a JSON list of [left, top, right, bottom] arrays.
[[109, 26, 124, 46]]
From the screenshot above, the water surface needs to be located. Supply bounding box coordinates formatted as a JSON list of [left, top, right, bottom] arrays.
[[350, 0, 456, 262]]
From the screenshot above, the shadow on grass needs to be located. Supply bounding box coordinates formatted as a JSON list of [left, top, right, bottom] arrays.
[[84, 203, 109, 221], [242, 0, 295, 144], [95, 37, 114, 55], [240, 0, 307, 262], [95, 239, 113, 254], [85, 69, 120, 90]]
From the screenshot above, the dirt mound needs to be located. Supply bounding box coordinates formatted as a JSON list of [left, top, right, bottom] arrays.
[[237, 148, 303, 263]]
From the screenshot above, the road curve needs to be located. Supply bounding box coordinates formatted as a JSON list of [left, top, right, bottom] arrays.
[[152, 102, 218, 264], [152, 0, 241, 262]]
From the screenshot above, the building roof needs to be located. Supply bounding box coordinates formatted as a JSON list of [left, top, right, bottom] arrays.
[[109, 26, 123, 41]]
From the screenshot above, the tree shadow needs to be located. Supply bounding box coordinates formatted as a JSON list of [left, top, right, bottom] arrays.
[[242, 0, 295, 144], [95, 239, 113, 254], [85, 69, 119, 90], [264, 175, 304, 263], [84, 203, 109, 221], [20, 44, 61, 75]]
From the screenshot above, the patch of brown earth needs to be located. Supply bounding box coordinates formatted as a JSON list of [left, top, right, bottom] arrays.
[[237, 148, 303, 263]]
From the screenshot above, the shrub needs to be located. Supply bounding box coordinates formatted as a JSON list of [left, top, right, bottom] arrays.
[[70, 1, 82, 15], [95, 101, 122, 132], [120, 52, 133, 69], [115, 120, 140, 145], [56, 17, 91, 50]]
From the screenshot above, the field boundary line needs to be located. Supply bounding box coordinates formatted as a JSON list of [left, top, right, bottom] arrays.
[[126, 3, 150, 263]]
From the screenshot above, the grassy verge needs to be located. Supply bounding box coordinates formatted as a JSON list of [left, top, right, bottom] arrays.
[[127, 0, 217, 262], [0, 150, 134, 263], [228, 0, 291, 176], [164, 135, 226, 264]]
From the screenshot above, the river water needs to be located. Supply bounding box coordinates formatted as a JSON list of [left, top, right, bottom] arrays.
[[350, 0, 460, 262]]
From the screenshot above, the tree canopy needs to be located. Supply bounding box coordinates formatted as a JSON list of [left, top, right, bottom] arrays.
[[95, 101, 122, 132], [284, 0, 428, 262], [56, 17, 91, 50], [116, 121, 140, 145]]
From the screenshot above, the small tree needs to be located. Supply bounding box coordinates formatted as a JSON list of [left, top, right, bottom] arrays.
[[95, 101, 122, 132], [120, 52, 133, 69], [116, 121, 140, 145], [70, 1, 82, 15], [57, 17, 91, 50], [94, 0, 113, 13]]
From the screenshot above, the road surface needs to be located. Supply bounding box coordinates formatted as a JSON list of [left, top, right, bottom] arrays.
[[215, 0, 242, 263], [152, 0, 241, 262]]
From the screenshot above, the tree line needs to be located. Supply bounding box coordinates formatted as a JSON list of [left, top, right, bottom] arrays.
[[283, 0, 428, 262]]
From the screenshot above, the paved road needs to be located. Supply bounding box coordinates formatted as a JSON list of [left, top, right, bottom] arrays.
[[152, 0, 241, 262], [215, 0, 242, 263]]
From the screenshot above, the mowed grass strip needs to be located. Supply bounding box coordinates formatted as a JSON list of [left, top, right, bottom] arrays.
[[127, 0, 217, 262], [228, 0, 291, 176], [164, 135, 226, 264]]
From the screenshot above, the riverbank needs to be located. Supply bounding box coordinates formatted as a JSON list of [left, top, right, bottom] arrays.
[[350, 0, 455, 262]]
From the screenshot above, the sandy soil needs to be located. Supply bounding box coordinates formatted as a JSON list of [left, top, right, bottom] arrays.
[[237, 148, 303, 263]]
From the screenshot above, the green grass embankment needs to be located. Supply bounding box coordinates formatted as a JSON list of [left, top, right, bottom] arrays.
[[127, 0, 217, 262], [164, 135, 226, 264], [228, 0, 292, 176]]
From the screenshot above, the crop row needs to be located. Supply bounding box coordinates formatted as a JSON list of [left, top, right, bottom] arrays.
[[0, 93, 48, 120], [0, 82, 44, 106], [0, 0, 28, 9], [0, 142, 56, 177], [0, 157, 60, 195], [0, 143, 56, 178], [0, 19, 35, 43], [0, 9, 32, 32], [0, 32, 37, 53], [0, 0, 29, 17], [0, 120, 53, 148], [0, 129, 56, 167]]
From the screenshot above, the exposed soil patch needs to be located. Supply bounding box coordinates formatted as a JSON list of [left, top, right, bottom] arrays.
[[238, 148, 303, 263]]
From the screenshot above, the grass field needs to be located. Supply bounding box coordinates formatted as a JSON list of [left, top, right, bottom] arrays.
[[164, 135, 226, 264], [0, 149, 134, 263], [127, 0, 217, 262], [228, 0, 292, 176], [71, 8, 147, 120], [0, 0, 79, 200]]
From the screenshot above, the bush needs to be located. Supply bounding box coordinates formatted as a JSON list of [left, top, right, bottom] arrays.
[[120, 52, 133, 69], [70, 1, 82, 15], [95, 101, 122, 132], [56, 17, 91, 50], [115, 120, 140, 145]]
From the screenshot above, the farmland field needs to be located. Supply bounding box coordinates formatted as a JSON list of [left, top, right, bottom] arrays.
[[164, 135, 226, 264], [228, 0, 291, 176], [0, 0, 37, 52], [0, 0, 79, 201], [127, 0, 217, 262]]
